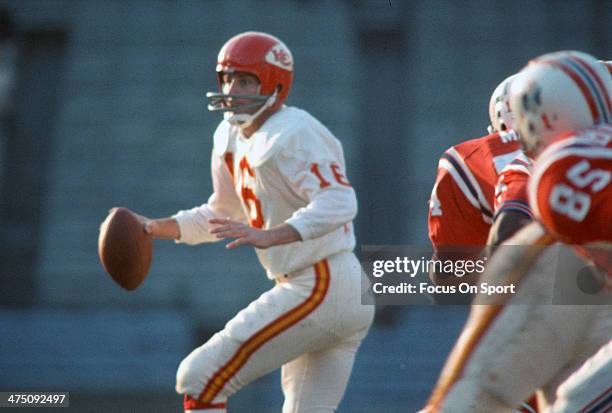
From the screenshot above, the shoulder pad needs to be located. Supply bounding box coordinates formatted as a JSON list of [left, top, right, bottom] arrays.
[[247, 107, 326, 167], [213, 121, 236, 157]]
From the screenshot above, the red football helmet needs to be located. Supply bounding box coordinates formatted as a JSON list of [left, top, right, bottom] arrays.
[[207, 31, 294, 127]]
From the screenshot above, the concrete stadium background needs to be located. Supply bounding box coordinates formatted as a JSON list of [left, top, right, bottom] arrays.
[[0, 0, 609, 411]]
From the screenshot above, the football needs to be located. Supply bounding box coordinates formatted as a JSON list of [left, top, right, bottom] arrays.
[[98, 207, 153, 290]]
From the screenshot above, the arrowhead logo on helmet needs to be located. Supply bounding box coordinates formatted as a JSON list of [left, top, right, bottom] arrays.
[[266, 44, 293, 71]]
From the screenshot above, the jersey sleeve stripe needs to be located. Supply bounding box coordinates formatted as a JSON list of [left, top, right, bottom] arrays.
[[445, 148, 494, 217], [503, 164, 531, 175], [492, 149, 523, 174], [197, 259, 330, 404], [499, 153, 532, 175], [493, 200, 534, 221], [512, 158, 530, 167], [511, 154, 532, 167], [439, 156, 493, 222], [439, 158, 481, 210], [439, 156, 480, 207]]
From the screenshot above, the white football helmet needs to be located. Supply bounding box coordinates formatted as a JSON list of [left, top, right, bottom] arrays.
[[510, 51, 612, 155], [487, 74, 519, 134]]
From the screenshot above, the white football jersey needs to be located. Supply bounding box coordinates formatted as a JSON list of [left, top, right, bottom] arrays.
[[173, 106, 357, 278]]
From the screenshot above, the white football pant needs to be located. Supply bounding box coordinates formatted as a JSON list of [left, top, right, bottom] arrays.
[[176, 251, 374, 412], [438, 244, 612, 412], [543, 341, 611, 413]]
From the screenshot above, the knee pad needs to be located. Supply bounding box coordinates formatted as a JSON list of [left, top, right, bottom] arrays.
[[176, 356, 200, 396]]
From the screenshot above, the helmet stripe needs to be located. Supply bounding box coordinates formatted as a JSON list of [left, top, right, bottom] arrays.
[[563, 57, 609, 123], [571, 56, 612, 117], [542, 59, 601, 124]]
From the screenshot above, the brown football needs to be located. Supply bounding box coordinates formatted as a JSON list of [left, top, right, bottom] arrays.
[[98, 207, 153, 290]]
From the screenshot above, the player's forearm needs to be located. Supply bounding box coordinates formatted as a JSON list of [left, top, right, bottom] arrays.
[[486, 210, 532, 251], [146, 217, 181, 240], [266, 223, 302, 247], [172, 205, 231, 245], [286, 188, 357, 240]]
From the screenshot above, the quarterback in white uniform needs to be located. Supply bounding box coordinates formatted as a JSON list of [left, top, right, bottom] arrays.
[[133, 32, 374, 412]]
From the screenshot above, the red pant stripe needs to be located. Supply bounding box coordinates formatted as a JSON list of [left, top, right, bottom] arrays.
[[198, 260, 331, 404]]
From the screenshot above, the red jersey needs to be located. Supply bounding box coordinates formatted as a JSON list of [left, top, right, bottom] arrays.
[[428, 131, 523, 250], [493, 152, 533, 221], [529, 123, 612, 273]]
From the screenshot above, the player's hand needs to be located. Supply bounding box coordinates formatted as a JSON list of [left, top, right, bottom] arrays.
[[108, 208, 180, 240], [209, 218, 273, 249], [108, 207, 151, 234]]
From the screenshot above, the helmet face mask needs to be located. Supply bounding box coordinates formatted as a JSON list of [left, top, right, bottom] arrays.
[[207, 93, 269, 113], [510, 51, 612, 156], [207, 32, 293, 128], [208, 87, 279, 127], [207, 71, 279, 127]]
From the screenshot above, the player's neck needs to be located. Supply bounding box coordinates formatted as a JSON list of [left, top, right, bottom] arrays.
[[241, 109, 277, 138]]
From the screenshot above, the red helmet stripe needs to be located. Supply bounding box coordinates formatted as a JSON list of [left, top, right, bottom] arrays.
[[542, 60, 600, 123], [571, 56, 612, 116]]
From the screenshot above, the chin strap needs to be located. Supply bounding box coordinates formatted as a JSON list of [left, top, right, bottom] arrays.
[[225, 89, 279, 129]]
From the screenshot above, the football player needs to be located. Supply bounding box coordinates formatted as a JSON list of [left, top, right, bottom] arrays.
[[428, 73, 533, 288], [427, 74, 538, 412], [120, 32, 374, 412], [522, 60, 612, 276], [422, 51, 612, 413], [516, 51, 611, 412]]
